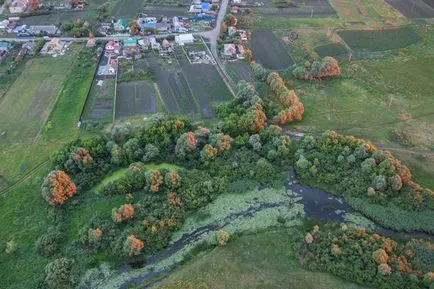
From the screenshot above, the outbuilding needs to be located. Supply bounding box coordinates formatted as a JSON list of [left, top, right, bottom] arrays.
[[175, 34, 194, 46]]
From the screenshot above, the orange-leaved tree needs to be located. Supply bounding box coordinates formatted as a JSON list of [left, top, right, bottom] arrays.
[[112, 204, 135, 223], [41, 170, 77, 206], [123, 235, 144, 256]]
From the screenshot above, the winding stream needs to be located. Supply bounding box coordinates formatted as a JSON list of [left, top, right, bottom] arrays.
[[101, 171, 433, 289]]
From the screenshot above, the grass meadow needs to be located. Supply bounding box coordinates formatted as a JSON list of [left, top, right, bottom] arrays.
[[151, 230, 368, 289]]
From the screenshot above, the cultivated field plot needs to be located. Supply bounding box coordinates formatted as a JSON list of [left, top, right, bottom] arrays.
[[329, 0, 407, 24], [250, 30, 293, 69], [144, 0, 191, 5], [257, 0, 336, 18], [116, 81, 158, 119], [0, 47, 78, 144], [146, 55, 199, 117], [315, 43, 349, 58], [82, 77, 115, 123], [337, 27, 422, 52], [226, 62, 255, 83], [113, 0, 144, 19], [21, 10, 89, 25], [142, 6, 190, 17], [385, 0, 434, 18]]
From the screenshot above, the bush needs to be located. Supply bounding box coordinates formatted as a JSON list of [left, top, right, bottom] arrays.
[[298, 224, 433, 289], [44, 258, 76, 289], [5, 240, 17, 254], [35, 228, 65, 257], [216, 230, 230, 246]]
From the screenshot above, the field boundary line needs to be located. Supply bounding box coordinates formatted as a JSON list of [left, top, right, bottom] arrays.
[[0, 160, 49, 197], [79, 46, 104, 124], [113, 59, 119, 122], [153, 82, 167, 113], [201, 37, 236, 97]]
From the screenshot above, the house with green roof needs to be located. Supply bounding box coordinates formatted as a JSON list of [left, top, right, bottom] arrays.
[[114, 19, 127, 31], [123, 38, 137, 47], [0, 41, 11, 52]]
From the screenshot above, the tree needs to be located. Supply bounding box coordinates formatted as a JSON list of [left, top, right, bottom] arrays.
[[143, 144, 160, 162], [112, 204, 135, 223], [44, 258, 75, 289], [41, 171, 77, 206], [123, 235, 144, 256], [175, 132, 197, 158], [130, 21, 140, 35], [146, 171, 164, 192]]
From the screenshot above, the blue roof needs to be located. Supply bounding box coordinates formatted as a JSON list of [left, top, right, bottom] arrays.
[[145, 23, 156, 29], [201, 2, 210, 10]]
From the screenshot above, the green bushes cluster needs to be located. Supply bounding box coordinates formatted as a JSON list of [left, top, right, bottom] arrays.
[[298, 224, 434, 289], [295, 131, 433, 215], [292, 56, 341, 80]]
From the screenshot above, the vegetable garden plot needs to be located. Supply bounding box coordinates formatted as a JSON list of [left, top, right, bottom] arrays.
[[227, 62, 255, 83], [177, 55, 232, 118], [337, 27, 422, 52], [146, 55, 199, 117], [115, 81, 158, 120], [250, 30, 293, 70], [82, 77, 115, 123]]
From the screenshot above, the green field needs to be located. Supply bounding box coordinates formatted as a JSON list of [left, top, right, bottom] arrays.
[[152, 230, 368, 289], [337, 27, 422, 52]]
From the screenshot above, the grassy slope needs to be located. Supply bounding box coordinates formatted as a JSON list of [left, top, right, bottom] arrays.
[[151, 230, 368, 289], [0, 45, 98, 289], [288, 29, 434, 188]]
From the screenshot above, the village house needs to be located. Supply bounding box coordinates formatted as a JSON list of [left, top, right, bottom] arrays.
[[175, 33, 194, 46], [105, 41, 121, 55], [28, 25, 58, 35], [0, 20, 10, 31], [156, 22, 170, 33], [86, 38, 96, 47], [149, 37, 161, 50], [114, 19, 127, 31], [0, 41, 12, 52], [8, 0, 28, 14], [22, 41, 36, 55], [221, 43, 237, 59], [40, 38, 66, 56], [231, 5, 240, 14], [138, 38, 150, 50], [122, 38, 139, 58], [228, 26, 237, 36]]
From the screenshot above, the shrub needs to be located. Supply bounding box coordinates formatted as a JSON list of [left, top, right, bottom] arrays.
[[36, 229, 64, 257], [216, 230, 230, 246], [5, 240, 17, 254]]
